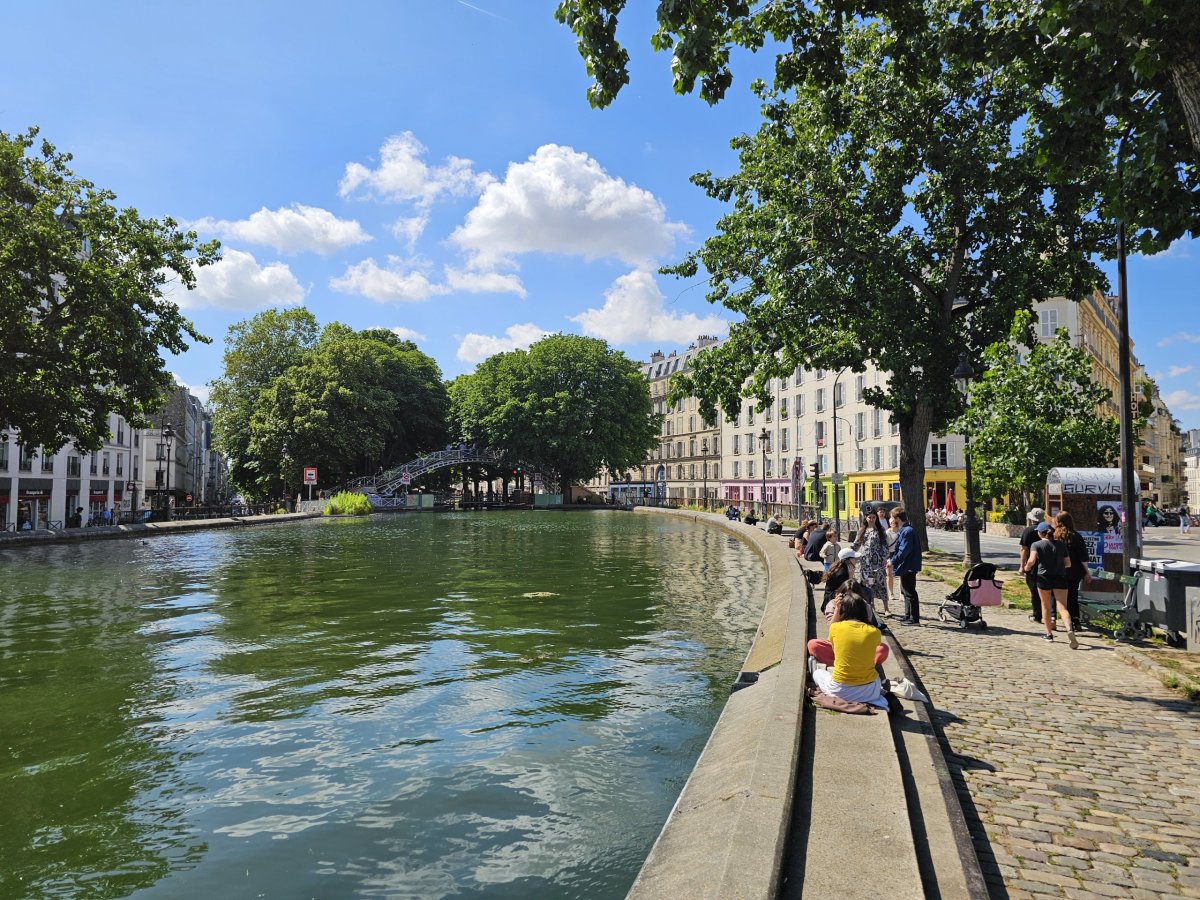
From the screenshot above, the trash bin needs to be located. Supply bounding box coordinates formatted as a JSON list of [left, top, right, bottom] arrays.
[[1129, 558, 1200, 643]]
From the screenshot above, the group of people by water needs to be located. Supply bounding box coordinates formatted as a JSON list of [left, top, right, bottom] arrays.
[[800, 504, 922, 710]]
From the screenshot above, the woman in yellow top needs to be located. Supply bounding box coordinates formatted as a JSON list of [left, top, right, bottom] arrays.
[[807, 588, 889, 710]]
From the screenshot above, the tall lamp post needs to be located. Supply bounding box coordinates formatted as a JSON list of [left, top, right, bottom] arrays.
[[953, 354, 982, 566], [758, 427, 769, 518], [701, 438, 709, 510], [831, 366, 851, 532], [162, 422, 175, 521]]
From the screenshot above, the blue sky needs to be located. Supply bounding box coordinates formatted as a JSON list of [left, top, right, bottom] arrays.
[[4, 1, 1197, 430]]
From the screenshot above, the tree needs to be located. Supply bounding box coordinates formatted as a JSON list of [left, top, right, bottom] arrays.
[[959, 311, 1120, 513], [450, 334, 659, 499], [663, 9, 1103, 543], [1, 127, 219, 451], [247, 325, 450, 495], [210, 308, 320, 495]]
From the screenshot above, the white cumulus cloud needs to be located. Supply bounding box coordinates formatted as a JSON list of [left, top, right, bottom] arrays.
[[170, 374, 210, 406], [445, 267, 527, 297], [389, 326, 428, 343], [570, 270, 729, 345], [177, 249, 305, 310], [339, 132, 492, 206], [1157, 332, 1200, 348], [456, 323, 552, 363], [1162, 389, 1200, 413], [1167, 364, 1194, 378], [450, 144, 688, 270], [190, 204, 371, 254], [330, 257, 447, 303]]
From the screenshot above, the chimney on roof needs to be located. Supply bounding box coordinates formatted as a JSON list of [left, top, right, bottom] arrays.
[[650, 350, 665, 363]]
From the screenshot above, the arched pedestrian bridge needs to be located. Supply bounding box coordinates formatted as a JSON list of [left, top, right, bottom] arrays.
[[348, 446, 506, 497]]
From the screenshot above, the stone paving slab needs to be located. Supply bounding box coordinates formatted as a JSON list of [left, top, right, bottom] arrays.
[[891, 572, 1200, 899]]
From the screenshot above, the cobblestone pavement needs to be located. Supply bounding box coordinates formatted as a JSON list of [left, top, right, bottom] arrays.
[[894, 577, 1200, 899]]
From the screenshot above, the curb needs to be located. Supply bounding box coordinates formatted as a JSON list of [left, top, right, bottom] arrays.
[[1113, 645, 1200, 698]]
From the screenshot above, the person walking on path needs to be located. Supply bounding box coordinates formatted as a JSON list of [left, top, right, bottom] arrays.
[[1181, 504, 1191, 535], [888, 507, 922, 625], [1056, 511, 1091, 629], [852, 503, 891, 617], [1018, 507, 1052, 625], [1027, 520, 1078, 647]]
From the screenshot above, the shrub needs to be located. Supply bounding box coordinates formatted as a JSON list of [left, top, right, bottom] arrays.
[[324, 491, 373, 516]]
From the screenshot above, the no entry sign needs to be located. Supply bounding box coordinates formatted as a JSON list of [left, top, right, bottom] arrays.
[[303, 467, 318, 484]]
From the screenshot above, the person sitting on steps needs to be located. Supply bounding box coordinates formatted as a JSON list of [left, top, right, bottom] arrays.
[[807, 586, 889, 710]]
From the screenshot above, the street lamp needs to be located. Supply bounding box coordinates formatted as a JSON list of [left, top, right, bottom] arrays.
[[759, 427, 769, 518], [953, 354, 982, 566], [701, 438, 709, 510], [162, 422, 175, 521], [831, 365, 851, 532]]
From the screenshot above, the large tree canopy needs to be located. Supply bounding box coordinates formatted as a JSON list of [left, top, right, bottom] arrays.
[[211, 313, 449, 499], [449, 334, 659, 498], [1, 127, 219, 451], [661, 7, 1103, 538], [556, 1, 1198, 245], [959, 310, 1120, 514], [210, 307, 320, 494]]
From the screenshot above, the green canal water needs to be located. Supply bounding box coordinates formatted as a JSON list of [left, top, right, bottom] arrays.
[[0, 511, 766, 899]]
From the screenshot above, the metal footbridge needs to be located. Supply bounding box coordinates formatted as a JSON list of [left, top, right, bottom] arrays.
[[348, 446, 506, 497]]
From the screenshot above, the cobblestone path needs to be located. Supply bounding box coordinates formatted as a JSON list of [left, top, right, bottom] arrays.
[[895, 577, 1200, 899]]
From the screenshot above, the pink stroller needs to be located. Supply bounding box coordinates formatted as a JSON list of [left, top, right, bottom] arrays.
[[937, 562, 1003, 629]]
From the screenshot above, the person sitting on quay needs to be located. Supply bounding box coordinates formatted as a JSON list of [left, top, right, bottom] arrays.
[[743, 509, 759, 526], [725, 504, 740, 521], [765, 512, 783, 534], [803, 521, 828, 563], [807, 586, 890, 711], [821, 548, 882, 628]]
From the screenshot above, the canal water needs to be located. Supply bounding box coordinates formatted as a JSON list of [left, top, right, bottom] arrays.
[[0, 511, 765, 899]]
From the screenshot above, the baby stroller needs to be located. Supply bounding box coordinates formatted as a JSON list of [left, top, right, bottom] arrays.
[[938, 562, 1003, 629]]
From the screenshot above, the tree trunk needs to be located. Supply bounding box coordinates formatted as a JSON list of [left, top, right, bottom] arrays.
[[1171, 55, 1200, 165], [898, 397, 935, 550], [560, 473, 572, 503]]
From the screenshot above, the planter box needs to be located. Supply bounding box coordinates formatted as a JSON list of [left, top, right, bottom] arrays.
[[986, 522, 1025, 538]]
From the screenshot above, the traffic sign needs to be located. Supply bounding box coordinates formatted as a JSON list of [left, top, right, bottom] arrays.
[[400, 472, 412, 485], [303, 467, 318, 484]]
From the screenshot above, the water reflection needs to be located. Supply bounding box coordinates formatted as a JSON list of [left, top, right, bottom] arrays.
[[0, 512, 764, 898]]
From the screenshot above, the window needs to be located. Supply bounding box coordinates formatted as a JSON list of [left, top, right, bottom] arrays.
[[733, 434, 741, 455], [712, 436, 720, 455], [746, 433, 754, 456], [834, 382, 845, 408], [677, 465, 684, 480], [891, 419, 899, 436], [781, 374, 789, 390], [766, 458, 774, 477], [134, 461, 139, 481], [765, 404, 773, 423], [816, 369, 826, 380], [733, 461, 740, 478], [890, 482, 902, 501], [1039, 307, 1059, 339], [795, 367, 804, 384], [134, 432, 139, 447], [89, 453, 98, 475], [689, 438, 696, 457], [818, 454, 827, 473], [689, 464, 695, 479], [116, 421, 125, 444], [20, 445, 35, 472], [41, 449, 54, 473], [872, 409, 882, 438], [0, 442, 8, 470], [889, 445, 899, 468], [856, 448, 866, 472], [780, 397, 789, 419], [854, 481, 866, 503], [872, 447, 883, 470], [931, 442, 948, 466], [66, 454, 80, 476], [855, 412, 865, 441], [855, 374, 865, 401], [872, 482, 885, 501], [688, 415, 694, 432], [795, 394, 804, 417], [116, 453, 124, 476], [676, 441, 683, 458], [747, 405, 755, 426], [733, 412, 741, 427], [781, 428, 789, 451], [815, 421, 825, 446], [713, 463, 719, 479], [748, 460, 755, 478], [815, 389, 826, 413]]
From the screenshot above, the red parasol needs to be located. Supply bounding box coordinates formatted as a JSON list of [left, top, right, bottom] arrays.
[[944, 488, 958, 514]]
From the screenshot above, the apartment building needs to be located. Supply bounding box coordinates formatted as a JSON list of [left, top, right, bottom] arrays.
[[1, 413, 141, 529]]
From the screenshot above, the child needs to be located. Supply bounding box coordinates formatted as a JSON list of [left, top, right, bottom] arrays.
[[819, 528, 842, 570]]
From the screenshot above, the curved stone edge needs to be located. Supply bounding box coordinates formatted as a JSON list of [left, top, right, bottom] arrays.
[[627, 508, 808, 900]]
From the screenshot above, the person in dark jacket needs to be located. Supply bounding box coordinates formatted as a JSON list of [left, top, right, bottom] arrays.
[[803, 523, 828, 561], [1056, 511, 1090, 631], [1018, 507, 1051, 625], [888, 507, 922, 625], [1028, 519, 1078, 647]]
